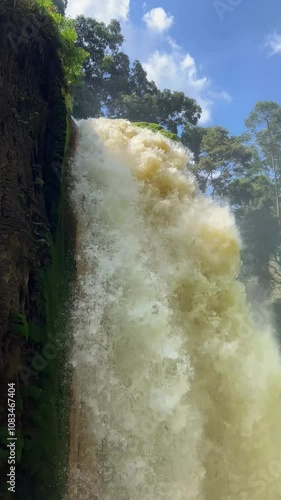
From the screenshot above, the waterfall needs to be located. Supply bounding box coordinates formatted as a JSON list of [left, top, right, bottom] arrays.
[[69, 118, 281, 499]]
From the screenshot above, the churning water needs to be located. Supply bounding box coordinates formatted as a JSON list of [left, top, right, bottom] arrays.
[[69, 118, 281, 499]]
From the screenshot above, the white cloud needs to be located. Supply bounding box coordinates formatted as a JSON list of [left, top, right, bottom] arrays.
[[66, 0, 130, 23], [167, 36, 181, 51], [209, 90, 232, 103], [265, 32, 281, 56], [65, 0, 230, 124], [143, 7, 174, 33], [143, 49, 231, 124]]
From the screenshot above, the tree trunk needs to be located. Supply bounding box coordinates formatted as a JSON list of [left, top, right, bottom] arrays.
[[266, 119, 281, 225]]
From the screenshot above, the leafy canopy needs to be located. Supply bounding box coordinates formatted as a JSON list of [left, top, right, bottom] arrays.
[[35, 0, 88, 87], [72, 15, 201, 131]]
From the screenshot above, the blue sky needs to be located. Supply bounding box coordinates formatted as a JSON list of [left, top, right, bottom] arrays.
[[66, 0, 281, 135]]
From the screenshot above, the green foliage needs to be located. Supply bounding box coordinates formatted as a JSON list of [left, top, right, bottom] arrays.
[[34, 0, 88, 87], [72, 16, 125, 117], [0, 427, 8, 446], [181, 125, 208, 162], [245, 101, 281, 222], [230, 175, 279, 288], [243, 101, 281, 291], [225, 175, 274, 209], [245, 101, 281, 132], [182, 125, 253, 195], [72, 16, 201, 131], [16, 434, 25, 463], [18, 114, 75, 499], [0, 447, 8, 460], [134, 122, 180, 142], [52, 0, 68, 15], [28, 321, 44, 344], [23, 385, 43, 401], [10, 313, 29, 340]]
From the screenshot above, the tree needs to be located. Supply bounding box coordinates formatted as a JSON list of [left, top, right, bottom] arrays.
[[244, 101, 281, 292], [245, 101, 281, 226], [105, 60, 159, 122], [36, 1, 88, 90], [226, 174, 279, 289], [157, 90, 201, 133], [72, 16, 202, 131], [52, 0, 67, 15], [72, 16, 125, 118], [181, 125, 253, 195], [181, 124, 208, 163]]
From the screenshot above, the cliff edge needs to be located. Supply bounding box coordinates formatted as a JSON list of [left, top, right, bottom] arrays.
[[0, 1, 75, 497]]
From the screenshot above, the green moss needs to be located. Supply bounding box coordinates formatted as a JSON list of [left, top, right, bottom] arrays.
[[44, 92, 68, 234], [16, 393, 24, 413], [28, 322, 44, 344], [17, 0, 88, 90], [18, 108, 75, 500], [0, 447, 9, 460], [0, 427, 8, 446], [16, 434, 25, 463], [10, 314, 29, 341], [1, 1, 77, 498], [22, 385, 42, 401], [134, 122, 180, 142]]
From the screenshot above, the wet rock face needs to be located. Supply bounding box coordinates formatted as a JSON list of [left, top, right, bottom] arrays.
[[0, 4, 74, 497], [0, 3, 65, 377]]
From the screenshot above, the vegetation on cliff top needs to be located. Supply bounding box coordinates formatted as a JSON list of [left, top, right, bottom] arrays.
[[9, 0, 88, 113], [134, 122, 180, 142], [36, 0, 87, 87]]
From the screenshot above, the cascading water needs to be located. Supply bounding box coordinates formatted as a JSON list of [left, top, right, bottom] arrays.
[[69, 118, 281, 499]]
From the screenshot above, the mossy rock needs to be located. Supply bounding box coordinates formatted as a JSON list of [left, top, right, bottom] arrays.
[[0, 427, 8, 446], [10, 314, 29, 341], [16, 434, 25, 463], [28, 321, 44, 344], [0, 446, 9, 462], [23, 385, 43, 402]]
